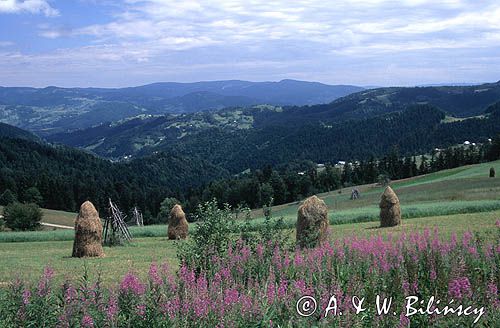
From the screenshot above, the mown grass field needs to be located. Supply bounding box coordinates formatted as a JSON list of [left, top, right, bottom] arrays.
[[0, 160, 499, 286]]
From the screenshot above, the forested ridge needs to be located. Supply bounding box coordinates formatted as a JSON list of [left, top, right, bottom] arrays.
[[136, 104, 500, 172], [0, 138, 228, 219], [1, 98, 500, 222]]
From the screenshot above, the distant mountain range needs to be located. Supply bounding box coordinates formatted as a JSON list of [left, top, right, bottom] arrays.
[[0, 80, 363, 135], [1, 79, 500, 176], [44, 81, 500, 161], [1, 80, 500, 216]]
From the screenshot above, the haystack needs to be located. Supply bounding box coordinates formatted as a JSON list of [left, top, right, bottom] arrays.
[[167, 204, 188, 240], [379, 186, 401, 227], [296, 195, 328, 248], [72, 201, 104, 257], [490, 167, 496, 178]]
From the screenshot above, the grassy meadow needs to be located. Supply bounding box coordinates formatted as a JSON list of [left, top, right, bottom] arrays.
[[0, 160, 499, 286]]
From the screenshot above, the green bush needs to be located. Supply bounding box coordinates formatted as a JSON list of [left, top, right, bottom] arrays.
[[178, 199, 236, 271], [4, 202, 43, 231], [178, 199, 292, 272]]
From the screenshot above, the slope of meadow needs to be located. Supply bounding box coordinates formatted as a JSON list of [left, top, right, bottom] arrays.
[[0, 160, 499, 285], [251, 159, 500, 224]]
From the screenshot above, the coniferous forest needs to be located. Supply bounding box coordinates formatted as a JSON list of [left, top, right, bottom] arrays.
[[1, 131, 499, 223]]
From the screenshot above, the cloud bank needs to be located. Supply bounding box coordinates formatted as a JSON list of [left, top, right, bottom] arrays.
[[0, 0, 499, 87]]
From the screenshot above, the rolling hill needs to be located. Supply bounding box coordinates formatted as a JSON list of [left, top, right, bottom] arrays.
[[0, 122, 40, 142], [0, 80, 363, 135], [47, 102, 500, 173]]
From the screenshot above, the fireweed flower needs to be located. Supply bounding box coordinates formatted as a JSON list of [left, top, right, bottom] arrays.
[[240, 246, 251, 262], [266, 270, 276, 304], [277, 279, 288, 299], [448, 277, 472, 299], [37, 266, 54, 297], [179, 265, 196, 286], [120, 272, 146, 295], [430, 269, 437, 281], [161, 298, 180, 319], [136, 304, 146, 318], [148, 262, 163, 286], [256, 243, 264, 258], [107, 293, 119, 321], [462, 231, 473, 247], [487, 283, 499, 307], [399, 311, 410, 327], [81, 314, 94, 327], [64, 284, 77, 303], [22, 289, 31, 305], [293, 252, 304, 267]]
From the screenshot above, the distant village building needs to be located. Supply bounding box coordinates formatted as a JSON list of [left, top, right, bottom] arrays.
[[463, 141, 471, 145], [298, 171, 305, 176], [337, 161, 346, 165]]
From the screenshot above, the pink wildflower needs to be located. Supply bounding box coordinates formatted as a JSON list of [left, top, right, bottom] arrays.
[[81, 315, 94, 327], [120, 272, 146, 295]]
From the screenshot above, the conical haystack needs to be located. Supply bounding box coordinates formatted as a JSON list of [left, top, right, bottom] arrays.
[[167, 204, 188, 240], [296, 195, 329, 248], [72, 201, 104, 257], [379, 186, 401, 227]]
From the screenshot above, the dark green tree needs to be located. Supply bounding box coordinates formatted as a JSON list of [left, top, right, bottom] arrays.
[[22, 187, 44, 206], [0, 189, 17, 206], [4, 202, 42, 231], [157, 197, 181, 223]]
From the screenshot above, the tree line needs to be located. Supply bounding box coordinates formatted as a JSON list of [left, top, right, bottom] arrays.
[[174, 136, 500, 216], [1, 133, 499, 225]]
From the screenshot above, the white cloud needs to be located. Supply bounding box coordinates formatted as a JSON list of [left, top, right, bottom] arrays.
[[0, 0, 59, 16], [3, 0, 500, 86], [56, 0, 499, 55]]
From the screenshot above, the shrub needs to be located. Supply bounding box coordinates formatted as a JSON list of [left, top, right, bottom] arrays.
[[179, 199, 291, 271], [4, 202, 42, 231], [490, 167, 496, 178], [178, 199, 236, 271]]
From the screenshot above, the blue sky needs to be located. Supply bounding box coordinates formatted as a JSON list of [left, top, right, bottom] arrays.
[[1, 0, 499, 87]]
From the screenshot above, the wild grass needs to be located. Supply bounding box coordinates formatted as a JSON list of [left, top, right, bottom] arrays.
[[1, 210, 499, 287]]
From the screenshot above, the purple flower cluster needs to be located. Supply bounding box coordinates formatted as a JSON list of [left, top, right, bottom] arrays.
[[120, 272, 146, 296], [3, 225, 499, 327]]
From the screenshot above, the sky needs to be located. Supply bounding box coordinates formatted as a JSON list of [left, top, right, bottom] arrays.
[[0, 0, 499, 88]]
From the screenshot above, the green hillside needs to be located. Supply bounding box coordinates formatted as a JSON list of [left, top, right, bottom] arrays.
[[48, 104, 500, 168], [249, 160, 500, 225], [0, 160, 499, 285], [0, 80, 362, 134], [0, 122, 39, 141]]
